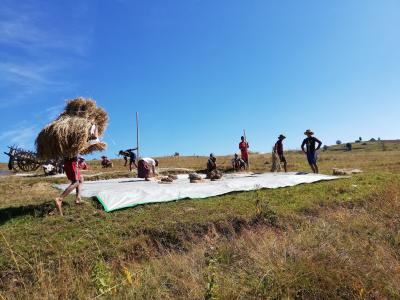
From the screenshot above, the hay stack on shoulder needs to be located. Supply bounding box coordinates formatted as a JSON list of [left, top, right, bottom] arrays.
[[36, 97, 108, 160]]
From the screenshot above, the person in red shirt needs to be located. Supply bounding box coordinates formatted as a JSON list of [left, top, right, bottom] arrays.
[[55, 156, 83, 216], [78, 157, 88, 170], [239, 136, 249, 168], [101, 156, 113, 168], [274, 134, 287, 172]]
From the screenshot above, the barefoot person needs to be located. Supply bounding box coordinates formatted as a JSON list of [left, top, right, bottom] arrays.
[[55, 156, 83, 216], [301, 129, 322, 174], [137, 157, 159, 181], [274, 134, 287, 172]]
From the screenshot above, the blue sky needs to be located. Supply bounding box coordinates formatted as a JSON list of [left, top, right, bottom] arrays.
[[0, 0, 399, 161]]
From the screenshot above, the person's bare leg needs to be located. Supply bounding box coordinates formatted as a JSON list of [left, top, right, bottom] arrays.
[[314, 164, 319, 174], [75, 177, 83, 204], [309, 164, 316, 173], [55, 182, 79, 215], [283, 161, 287, 173]]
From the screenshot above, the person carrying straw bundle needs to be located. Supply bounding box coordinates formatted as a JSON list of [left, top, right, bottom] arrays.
[[273, 134, 287, 172], [36, 97, 109, 215]]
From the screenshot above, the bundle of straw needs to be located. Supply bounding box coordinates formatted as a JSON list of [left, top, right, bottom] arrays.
[[270, 147, 282, 172], [36, 98, 109, 160]]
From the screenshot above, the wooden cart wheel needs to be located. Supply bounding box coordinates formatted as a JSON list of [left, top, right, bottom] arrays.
[[17, 160, 39, 172]]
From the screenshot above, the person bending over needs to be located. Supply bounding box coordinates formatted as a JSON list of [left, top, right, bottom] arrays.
[[138, 157, 159, 181]]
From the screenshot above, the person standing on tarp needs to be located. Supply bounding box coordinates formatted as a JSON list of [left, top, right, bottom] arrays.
[[138, 157, 159, 181], [301, 129, 322, 174], [239, 136, 249, 169], [274, 134, 287, 172]]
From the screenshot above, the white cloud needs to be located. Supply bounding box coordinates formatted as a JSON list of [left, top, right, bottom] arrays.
[[0, 1, 92, 106], [44, 104, 64, 121], [0, 125, 38, 148]]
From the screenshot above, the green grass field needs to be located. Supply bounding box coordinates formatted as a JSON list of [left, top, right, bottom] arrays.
[[0, 141, 400, 299]]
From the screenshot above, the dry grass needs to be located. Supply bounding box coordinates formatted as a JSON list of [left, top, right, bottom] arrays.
[[0, 141, 400, 299]]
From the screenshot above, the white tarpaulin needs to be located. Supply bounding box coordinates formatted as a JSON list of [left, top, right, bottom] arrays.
[[56, 172, 340, 212]]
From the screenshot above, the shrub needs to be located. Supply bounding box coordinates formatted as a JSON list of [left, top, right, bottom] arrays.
[[336, 140, 342, 145]]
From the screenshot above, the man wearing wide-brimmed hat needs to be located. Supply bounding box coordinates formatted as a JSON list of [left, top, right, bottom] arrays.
[[274, 134, 287, 172], [301, 129, 322, 173]]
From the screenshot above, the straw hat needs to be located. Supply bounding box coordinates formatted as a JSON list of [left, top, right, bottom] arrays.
[[278, 134, 286, 139], [304, 129, 314, 135]]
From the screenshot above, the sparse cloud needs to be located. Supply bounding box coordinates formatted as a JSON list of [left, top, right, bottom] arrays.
[[0, 0, 92, 106], [44, 104, 64, 121], [0, 125, 38, 148]]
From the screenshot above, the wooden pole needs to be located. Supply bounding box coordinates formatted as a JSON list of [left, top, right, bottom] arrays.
[[136, 112, 139, 160]]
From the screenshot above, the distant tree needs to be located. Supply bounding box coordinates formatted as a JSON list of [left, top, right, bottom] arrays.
[[336, 140, 342, 145], [345, 143, 352, 151], [359, 137, 362, 141], [370, 138, 376, 142], [323, 145, 329, 151], [377, 137, 381, 141], [355, 140, 361, 143]]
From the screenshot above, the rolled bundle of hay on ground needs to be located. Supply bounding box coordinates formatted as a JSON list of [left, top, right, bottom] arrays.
[[159, 176, 174, 184], [209, 170, 223, 181], [189, 173, 203, 183], [332, 168, 362, 175], [36, 97, 109, 160]]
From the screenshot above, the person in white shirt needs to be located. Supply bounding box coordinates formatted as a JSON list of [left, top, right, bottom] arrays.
[[137, 157, 159, 181]]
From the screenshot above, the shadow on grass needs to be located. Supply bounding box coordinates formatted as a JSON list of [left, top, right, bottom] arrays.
[[0, 202, 61, 225]]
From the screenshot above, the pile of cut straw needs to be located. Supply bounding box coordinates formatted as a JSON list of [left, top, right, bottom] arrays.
[[36, 97, 108, 160]]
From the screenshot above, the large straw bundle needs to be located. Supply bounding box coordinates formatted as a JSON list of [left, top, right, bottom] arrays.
[[270, 147, 282, 172], [36, 98, 109, 160]]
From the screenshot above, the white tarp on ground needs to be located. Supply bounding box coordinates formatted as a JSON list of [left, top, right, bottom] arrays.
[[56, 172, 340, 212]]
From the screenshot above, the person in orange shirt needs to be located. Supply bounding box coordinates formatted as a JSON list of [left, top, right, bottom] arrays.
[[239, 136, 249, 168]]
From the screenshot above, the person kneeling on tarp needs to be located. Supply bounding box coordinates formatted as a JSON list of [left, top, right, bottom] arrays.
[[231, 153, 246, 172], [138, 157, 159, 181]]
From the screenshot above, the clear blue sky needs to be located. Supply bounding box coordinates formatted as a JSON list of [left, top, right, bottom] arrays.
[[0, 0, 399, 162]]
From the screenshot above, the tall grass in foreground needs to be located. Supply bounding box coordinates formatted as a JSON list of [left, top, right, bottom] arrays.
[[1, 182, 399, 299]]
